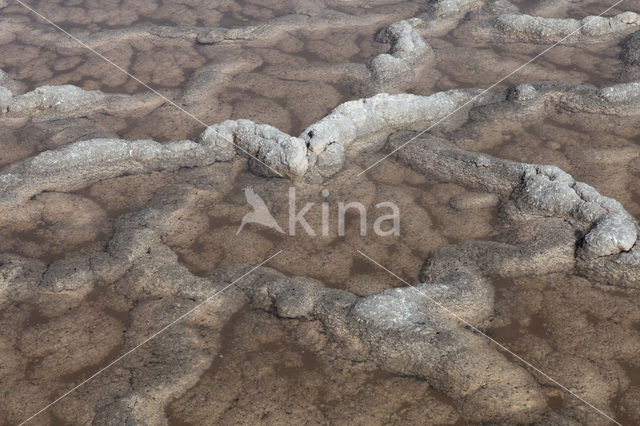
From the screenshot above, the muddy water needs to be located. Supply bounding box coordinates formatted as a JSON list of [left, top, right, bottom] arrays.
[[429, 33, 622, 92], [160, 154, 499, 291], [164, 308, 465, 426], [480, 114, 640, 218], [1, 0, 640, 424]]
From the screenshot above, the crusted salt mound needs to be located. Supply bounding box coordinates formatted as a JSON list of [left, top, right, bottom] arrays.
[[198, 119, 308, 178], [302, 89, 482, 177], [5, 85, 164, 117], [8, 85, 104, 115], [580, 213, 638, 257], [494, 12, 640, 41], [598, 81, 640, 103], [0, 138, 228, 209], [365, 19, 434, 94]]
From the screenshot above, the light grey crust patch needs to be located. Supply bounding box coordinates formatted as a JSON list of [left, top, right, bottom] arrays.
[[493, 12, 640, 41]]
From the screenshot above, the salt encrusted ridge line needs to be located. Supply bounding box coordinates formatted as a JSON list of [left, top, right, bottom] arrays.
[[493, 11, 640, 41], [1, 82, 639, 275], [0, 186, 547, 424], [1, 84, 164, 117], [1, 11, 392, 50], [0, 88, 484, 204], [363, 19, 435, 94]]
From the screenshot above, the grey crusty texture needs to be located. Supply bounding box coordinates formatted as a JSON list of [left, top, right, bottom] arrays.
[[1, 82, 638, 284], [0, 186, 546, 423], [494, 12, 640, 41]]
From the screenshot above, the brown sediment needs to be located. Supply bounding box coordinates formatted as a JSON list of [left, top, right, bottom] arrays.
[[165, 307, 464, 425], [259, 339, 321, 377], [84, 283, 130, 325], [431, 34, 623, 89], [620, 361, 640, 387], [488, 319, 523, 344], [8, 226, 110, 265], [165, 158, 499, 289], [1, 0, 640, 424], [527, 312, 546, 339], [58, 339, 124, 385], [350, 255, 379, 276], [23, 307, 49, 331], [172, 303, 249, 398]]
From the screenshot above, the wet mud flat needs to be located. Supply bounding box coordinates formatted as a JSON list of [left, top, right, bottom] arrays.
[[1, 0, 640, 424]]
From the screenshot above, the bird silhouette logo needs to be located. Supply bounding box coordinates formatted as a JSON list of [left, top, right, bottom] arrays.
[[236, 186, 285, 235]]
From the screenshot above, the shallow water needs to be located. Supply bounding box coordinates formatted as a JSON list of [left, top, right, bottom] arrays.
[[1, 0, 640, 424]]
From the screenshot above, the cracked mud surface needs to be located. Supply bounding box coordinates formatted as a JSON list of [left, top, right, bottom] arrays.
[[1, 0, 639, 425]]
